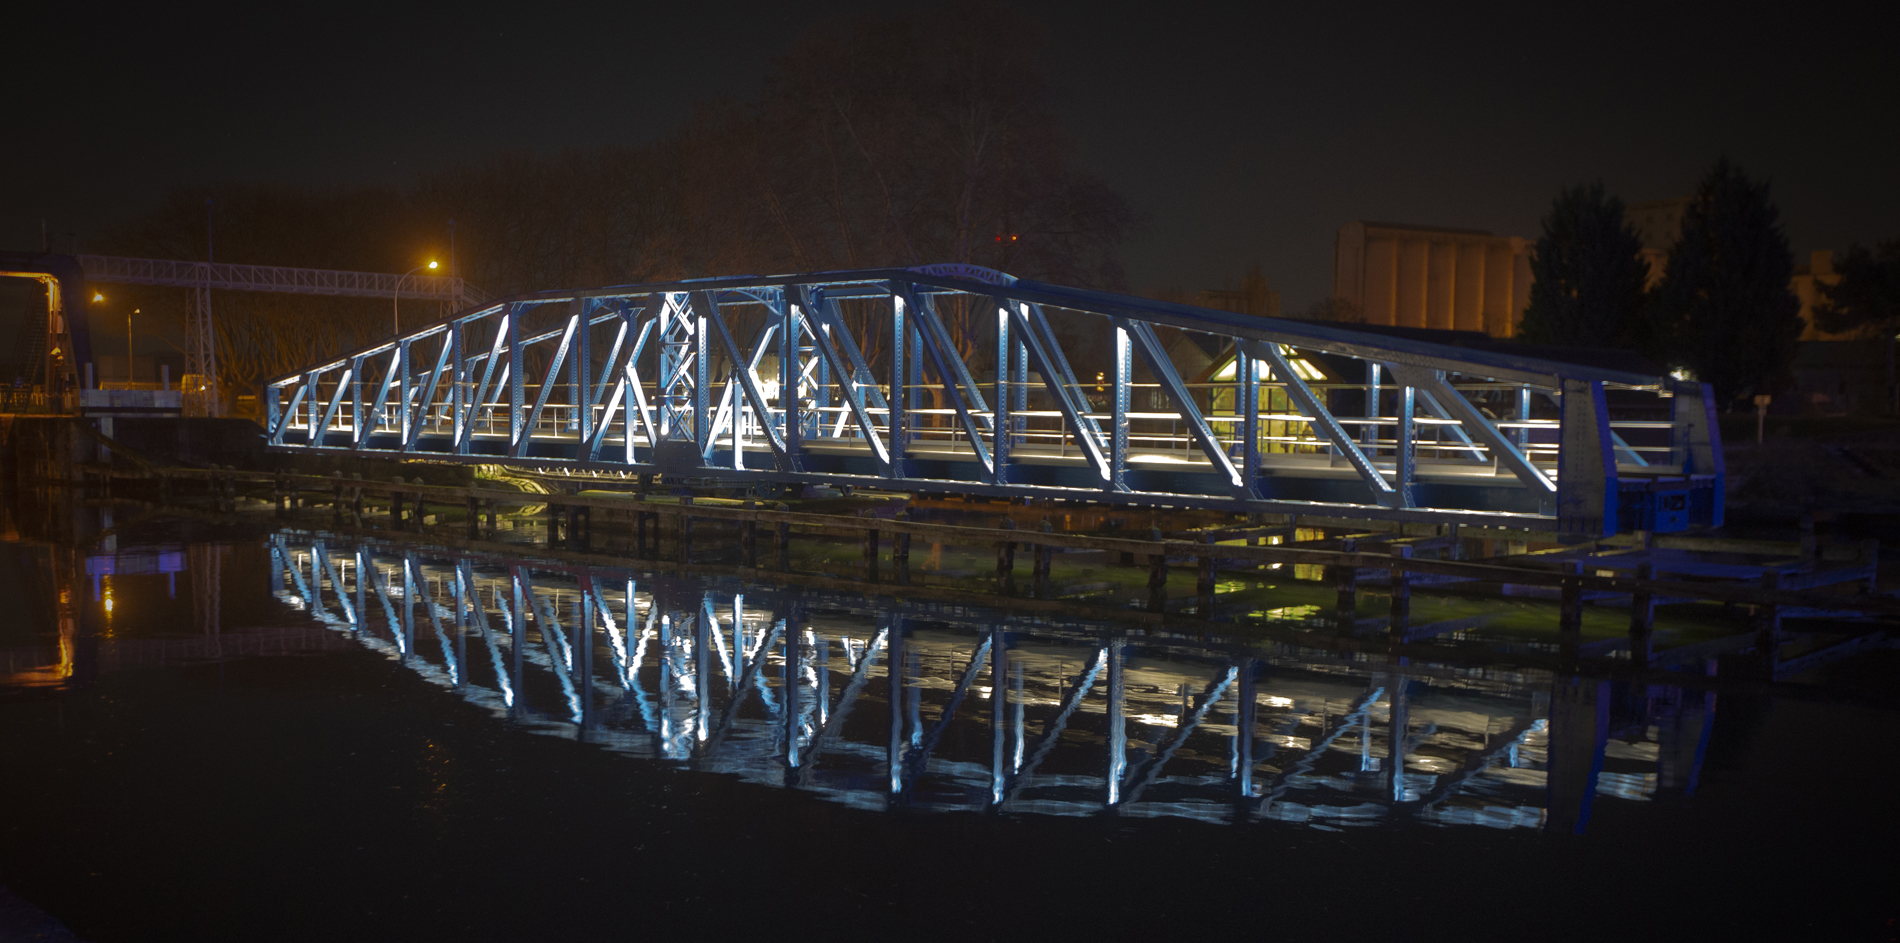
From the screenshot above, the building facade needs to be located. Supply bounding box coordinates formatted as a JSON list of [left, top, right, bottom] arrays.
[[1332, 222, 1531, 338]]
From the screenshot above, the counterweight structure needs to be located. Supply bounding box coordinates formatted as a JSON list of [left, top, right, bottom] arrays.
[[264, 264, 1722, 536]]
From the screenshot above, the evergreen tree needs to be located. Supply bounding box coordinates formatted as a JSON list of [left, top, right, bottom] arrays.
[[1813, 239, 1900, 336], [1653, 159, 1803, 407], [1813, 239, 1900, 412], [1517, 182, 1651, 349]]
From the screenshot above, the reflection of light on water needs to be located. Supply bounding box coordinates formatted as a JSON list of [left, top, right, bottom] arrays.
[[1260, 605, 1319, 621], [255, 537, 1696, 833]]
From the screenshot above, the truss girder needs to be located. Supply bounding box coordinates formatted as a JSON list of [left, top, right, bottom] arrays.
[[264, 265, 1720, 535]]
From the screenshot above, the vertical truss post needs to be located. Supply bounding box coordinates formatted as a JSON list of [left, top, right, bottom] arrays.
[[397, 340, 412, 445], [1515, 387, 1532, 449], [780, 292, 801, 463], [1394, 380, 1416, 509], [993, 299, 1012, 483], [1238, 345, 1260, 496], [451, 321, 467, 454], [1364, 362, 1382, 447], [1010, 322, 1028, 444], [508, 308, 524, 449], [908, 313, 923, 429], [1110, 321, 1131, 492], [693, 296, 711, 453], [889, 294, 908, 479], [576, 299, 592, 444], [814, 324, 831, 438], [351, 356, 364, 446]]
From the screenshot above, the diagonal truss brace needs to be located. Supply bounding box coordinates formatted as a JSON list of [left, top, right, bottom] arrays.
[[1127, 320, 1241, 492], [701, 291, 794, 471], [788, 288, 889, 466], [899, 284, 994, 480], [1389, 364, 1555, 495], [1009, 301, 1111, 482], [510, 312, 579, 458], [1251, 340, 1397, 505]]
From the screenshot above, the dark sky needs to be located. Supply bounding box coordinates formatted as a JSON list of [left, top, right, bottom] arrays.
[[6, 1, 1894, 310]]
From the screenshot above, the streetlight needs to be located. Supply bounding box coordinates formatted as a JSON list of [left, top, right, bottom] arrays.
[[393, 260, 439, 334]]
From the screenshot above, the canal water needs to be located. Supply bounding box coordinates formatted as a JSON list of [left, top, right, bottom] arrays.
[[2, 491, 1895, 940]]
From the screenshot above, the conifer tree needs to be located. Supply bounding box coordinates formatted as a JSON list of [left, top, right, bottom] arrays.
[[1517, 182, 1651, 349], [1813, 239, 1900, 411], [1654, 159, 1803, 407]]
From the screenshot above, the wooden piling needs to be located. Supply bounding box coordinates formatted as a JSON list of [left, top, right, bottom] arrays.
[[1388, 544, 1412, 633], [996, 519, 1017, 587], [1629, 561, 1655, 667], [1755, 570, 1782, 672], [1558, 560, 1583, 662], [775, 503, 791, 570], [742, 501, 759, 568], [1147, 535, 1169, 612], [893, 512, 911, 585], [467, 497, 480, 540], [1196, 533, 1217, 616], [1559, 561, 1584, 633], [863, 525, 879, 581], [1335, 537, 1358, 623]]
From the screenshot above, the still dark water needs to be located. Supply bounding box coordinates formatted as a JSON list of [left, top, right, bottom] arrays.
[[2, 496, 1897, 941]]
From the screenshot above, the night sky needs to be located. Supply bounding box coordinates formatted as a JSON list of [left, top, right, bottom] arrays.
[[6, 1, 1894, 310]]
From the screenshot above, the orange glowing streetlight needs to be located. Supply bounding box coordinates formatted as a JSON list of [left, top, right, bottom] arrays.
[[393, 260, 440, 334]]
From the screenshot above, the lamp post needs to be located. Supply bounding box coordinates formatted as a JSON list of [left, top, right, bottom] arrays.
[[393, 261, 439, 335]]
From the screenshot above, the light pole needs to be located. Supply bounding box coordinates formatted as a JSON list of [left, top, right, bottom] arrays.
[[393, 261, 439, 335]]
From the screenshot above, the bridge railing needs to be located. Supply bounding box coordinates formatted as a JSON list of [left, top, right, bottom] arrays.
[[264, 265, 1721, 535]]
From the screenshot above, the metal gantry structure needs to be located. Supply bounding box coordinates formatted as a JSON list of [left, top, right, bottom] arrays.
[[265, 264, 1723, 536], [266, 534, 1717, 831], [0, 252, 488, 416], [76, 254, 486, 417]]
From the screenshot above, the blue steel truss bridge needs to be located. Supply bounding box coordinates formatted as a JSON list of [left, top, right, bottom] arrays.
[[264, 264, 1724, 537]]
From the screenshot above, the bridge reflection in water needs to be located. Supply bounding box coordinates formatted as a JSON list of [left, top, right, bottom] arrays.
[[266, 534, 1713, 833]]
